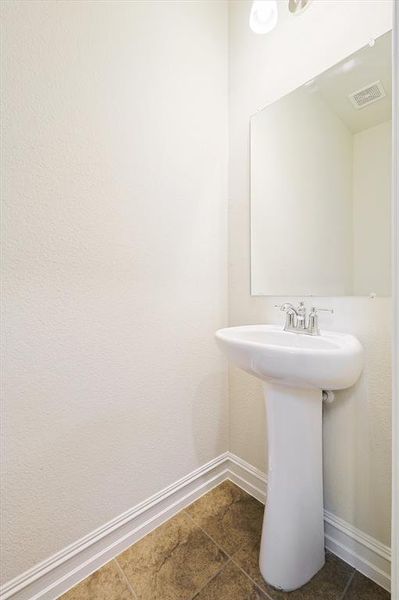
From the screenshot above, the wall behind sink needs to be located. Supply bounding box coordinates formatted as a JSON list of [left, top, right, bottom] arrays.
[[228, 0, 392, 546], [1, 0, 228, 582]]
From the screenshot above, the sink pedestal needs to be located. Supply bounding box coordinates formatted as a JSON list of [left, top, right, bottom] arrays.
[[259, 382, 325, 591], [215, 323, 363, 590]]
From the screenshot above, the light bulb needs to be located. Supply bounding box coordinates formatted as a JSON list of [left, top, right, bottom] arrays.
[[249, 0, 278, 34]]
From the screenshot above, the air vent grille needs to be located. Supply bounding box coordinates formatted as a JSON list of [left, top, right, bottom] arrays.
[[349, 80, 386, 109]]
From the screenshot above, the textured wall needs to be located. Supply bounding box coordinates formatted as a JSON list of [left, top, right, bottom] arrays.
[[1, 0, 393, 587], [353, 120, 392, 296], [228, 0, 392, 545], [1, 0, 228, 582]]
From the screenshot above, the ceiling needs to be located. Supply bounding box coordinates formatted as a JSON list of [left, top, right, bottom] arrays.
[[303, 31, 391, 134]]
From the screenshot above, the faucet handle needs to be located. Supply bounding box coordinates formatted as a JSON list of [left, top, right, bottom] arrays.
[[274, 302, 295, 312], [307, 307, 334, 335], [274, 303, 297, 330], [311, 307, 334, 314]]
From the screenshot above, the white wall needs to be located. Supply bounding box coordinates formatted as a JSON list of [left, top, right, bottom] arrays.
[[229, 0, 392, 545], [1, 0, 228, 582], [353, 120, 392, 296], [251, 88, 353, 296], [2, 0, 393, 586]]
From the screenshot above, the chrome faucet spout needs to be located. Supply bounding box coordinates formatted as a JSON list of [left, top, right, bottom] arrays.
[[274, 303, 298, 330]]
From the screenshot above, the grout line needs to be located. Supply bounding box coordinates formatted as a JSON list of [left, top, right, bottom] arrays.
[[183, 508, 238, 594], [338, 570, 355, 600], [82, 483, 367, 600], [114, 505, 230, 600], [187, 558, 232, 600], [46, 480, 385, 600], [184, 506, 275, 600], [114, 558, 138, 600], [230, 557, 275, 600], [182, 479, 257, 560], [183, 487, 261, 564], [183, 510, 234, 560]]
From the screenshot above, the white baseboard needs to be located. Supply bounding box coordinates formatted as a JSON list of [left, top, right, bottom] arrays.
[[1, 454, 230, 600], [1, 452, 391, 599], [324, 511, 391, 592], [226, 453, 267, 503]]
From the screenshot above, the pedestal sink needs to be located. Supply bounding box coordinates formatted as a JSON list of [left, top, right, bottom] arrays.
[[215, 324, 363, 591]]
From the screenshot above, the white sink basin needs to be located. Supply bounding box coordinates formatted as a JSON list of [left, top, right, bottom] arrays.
[[216, 324, 363, 390], [215, 323, 364, 592]]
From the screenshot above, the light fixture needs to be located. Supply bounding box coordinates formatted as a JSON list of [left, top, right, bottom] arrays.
[[340, 58, 357, 73], [288, 0, 312, 15], [249, 0, 278, 34]]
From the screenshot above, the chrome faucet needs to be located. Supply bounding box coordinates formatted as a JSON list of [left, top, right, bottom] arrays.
[[275, 302, 334, 336]]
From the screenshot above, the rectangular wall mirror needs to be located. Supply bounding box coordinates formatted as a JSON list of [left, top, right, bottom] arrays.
[[250, 31, 392, 297]]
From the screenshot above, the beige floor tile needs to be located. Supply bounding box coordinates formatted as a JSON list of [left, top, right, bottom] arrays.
[[193, 561, 269, 600], [59, 560, 134, 600], [233, 550, 354, 600], [185, 480, 264, 555], [117, 511, 228, 600], [57, 482, 386, 600], [231, 534, 264, 587], [344, 571, 390, 599]]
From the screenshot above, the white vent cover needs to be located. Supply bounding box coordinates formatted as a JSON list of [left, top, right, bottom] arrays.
[[349, 80, 386, 109]]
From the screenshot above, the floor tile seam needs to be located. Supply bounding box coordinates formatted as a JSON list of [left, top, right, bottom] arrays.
[[337, 569, 355, 600], [187, 557, 233, 600], [113, 511, 229, 600], [182, 509, 235, 559], [229, 556, 275, 600], [114, 557, 139, 600], [183, 507, 272, 597]]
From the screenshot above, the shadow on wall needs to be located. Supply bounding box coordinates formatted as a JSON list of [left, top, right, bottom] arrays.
[[192, 370, 229, 465], [323, 371, 384, 538], [229, 366, 267, 471]]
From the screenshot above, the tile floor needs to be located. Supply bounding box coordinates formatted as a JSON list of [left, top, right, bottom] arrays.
[[60, 481, 390, 600]]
